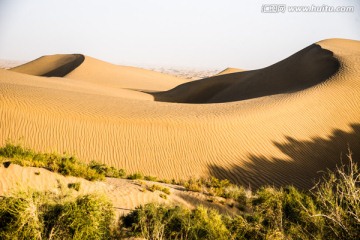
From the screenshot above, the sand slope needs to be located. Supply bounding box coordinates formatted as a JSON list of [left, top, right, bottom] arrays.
[[0, 39, 359, 189], [0, 164, 238, 217]]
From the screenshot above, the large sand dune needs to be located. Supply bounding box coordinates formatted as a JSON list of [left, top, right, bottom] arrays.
[[1, 38, 359, 189]]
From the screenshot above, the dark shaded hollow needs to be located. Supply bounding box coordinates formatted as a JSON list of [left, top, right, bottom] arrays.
[[41, 54, 85, 77]]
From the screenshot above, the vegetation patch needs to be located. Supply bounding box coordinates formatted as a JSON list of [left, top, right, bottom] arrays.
[[0, 142, 125, 181], [1, 142, 359, 239], [0, 191, 114, 240]]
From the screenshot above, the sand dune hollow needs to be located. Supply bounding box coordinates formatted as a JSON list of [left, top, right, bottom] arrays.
[[0, 38, 360, 189]]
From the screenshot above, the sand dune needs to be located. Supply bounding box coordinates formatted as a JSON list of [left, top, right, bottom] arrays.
[[65, 56, 186, 91], [0, 38, 359, 189], [10, 54, 84, 77]]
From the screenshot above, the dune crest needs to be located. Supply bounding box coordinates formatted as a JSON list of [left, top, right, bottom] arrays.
[[0, 38, 359, 189], [215, 67, 243, 76], [153, 43, 340, 103]]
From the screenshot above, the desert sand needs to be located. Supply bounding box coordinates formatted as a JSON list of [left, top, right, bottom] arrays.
[[0, 164, 238, 218], [0, 38, 359, 190]]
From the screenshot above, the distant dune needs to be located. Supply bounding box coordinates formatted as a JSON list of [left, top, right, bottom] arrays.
[[1, 39, 359, 189]]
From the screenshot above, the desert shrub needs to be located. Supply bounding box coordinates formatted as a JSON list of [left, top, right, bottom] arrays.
[[148, 184, 171, 195], [159, 194, 168, 200], [148, 184, 162, 192], [44, 194, 114, 240], [127, 172, 144, 180], [144, 175, 158, 181], [183, 177, 246, 203], [57, 156, 104, 181], [183, 177, 203, 192], [0, 142, 35, 158], [121, 203, 173, 239], [121, 203, 230, 240], [0, 190, 114, 240], [251, 187, 284, 237], [310, 151, 360, 239], [0, 142, 130, 181], [161, 187, 171, 195], [282, 186, 322, 239], [0, 191, 44, 240], [89, 161, 126, 178], [68, 182, 81, 191]]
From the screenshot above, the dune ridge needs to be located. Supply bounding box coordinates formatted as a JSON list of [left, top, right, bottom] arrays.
[[215, 67, 243, 76], [0, 38, 359, 189], [153, 44, 340, 103]]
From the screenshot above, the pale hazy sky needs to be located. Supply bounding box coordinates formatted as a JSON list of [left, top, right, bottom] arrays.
[[0, 0, 359, 69]]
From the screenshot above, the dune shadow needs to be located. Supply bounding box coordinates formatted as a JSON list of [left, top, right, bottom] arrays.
[[209, 124, 360, 190]]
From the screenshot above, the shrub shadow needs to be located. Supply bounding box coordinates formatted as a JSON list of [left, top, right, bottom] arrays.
[[209, 124, 360, 190]]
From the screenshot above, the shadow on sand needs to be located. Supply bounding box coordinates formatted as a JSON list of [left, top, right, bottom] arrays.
[[209, 124, 360, 190]]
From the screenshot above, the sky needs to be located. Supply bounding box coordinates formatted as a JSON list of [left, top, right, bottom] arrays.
[[0, 0, 359, 69]]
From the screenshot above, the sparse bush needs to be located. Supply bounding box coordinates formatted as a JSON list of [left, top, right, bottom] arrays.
[[148, 184, 171, 195], [127, 172, 144, 180], [68, 182, 81, 191], [161, 187, 171, 195], [144, 175, 157, 181], [89, 161, 126, 178], [159, 194, 168, 200]]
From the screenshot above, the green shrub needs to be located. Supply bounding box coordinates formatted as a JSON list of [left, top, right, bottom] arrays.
[[45, 194, 114, 240], [0, 142, 129, 181], [0, 191, 44, 240], [0, 191, 114, 240], [121, 203, 230, 240]]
